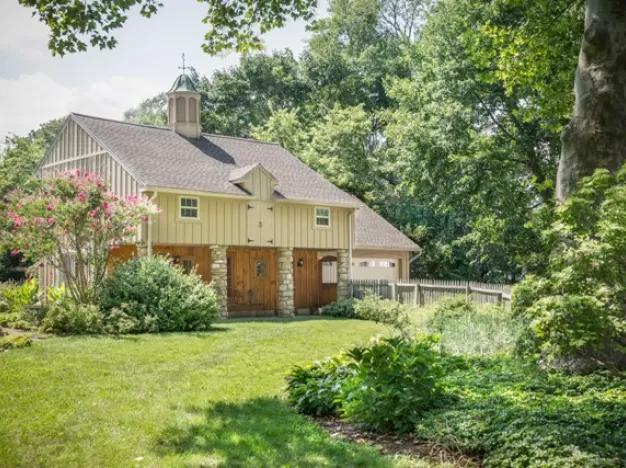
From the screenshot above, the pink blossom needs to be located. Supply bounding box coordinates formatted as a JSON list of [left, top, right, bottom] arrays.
[[10, 249, 19, 256], [77, 192, 87, 202], [46, 204, 54, 211], [141, 215, 149, 222], [89, 210, 98, 218], [13, 217, 23, 228], [39, 262, 44, 269], [48, 217, 55, 226]]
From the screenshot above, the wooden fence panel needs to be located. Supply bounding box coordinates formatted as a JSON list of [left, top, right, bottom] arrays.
[[350, 279, 512, 308]]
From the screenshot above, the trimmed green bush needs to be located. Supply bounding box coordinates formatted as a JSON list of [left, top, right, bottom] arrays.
[[320, 298, 356, 318], [99, 256, 218, 333]]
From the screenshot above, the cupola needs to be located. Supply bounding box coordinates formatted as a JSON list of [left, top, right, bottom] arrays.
[[167, 56, 202, 138]]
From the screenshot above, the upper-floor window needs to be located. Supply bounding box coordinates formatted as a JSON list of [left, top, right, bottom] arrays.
[[180, 197, 199, 219], [315, 207, 331, 227]]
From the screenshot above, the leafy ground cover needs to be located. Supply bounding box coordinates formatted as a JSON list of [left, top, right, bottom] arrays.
[[0, 318, 433, 467], [418, 356, 626, 467]]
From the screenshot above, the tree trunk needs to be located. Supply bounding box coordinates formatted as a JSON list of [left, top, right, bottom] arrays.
[[556, 0, 626, 201]]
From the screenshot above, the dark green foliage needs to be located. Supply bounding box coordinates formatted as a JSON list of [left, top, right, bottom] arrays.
[[0, 335, 33, 350], [285, 335, 444, 433], [99, 256, 218, 333], [512, 168, 626, 371], [41, 300, 103, 335], [340, 335, 443, 433], [416, 356, 626, 467], [320, 298, 356, 318], [284, 355, 354, 416]]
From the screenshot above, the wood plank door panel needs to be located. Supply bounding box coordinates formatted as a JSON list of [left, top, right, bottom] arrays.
[[294, 250, 321, 310], [246, 202, 275, 247], [227, 248, 277, 314]]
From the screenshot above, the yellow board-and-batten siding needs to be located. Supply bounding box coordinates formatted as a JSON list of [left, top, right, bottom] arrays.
[[150, 192, 350, 250], [37, 118, 141, 200], [38, 117, 351, 252]]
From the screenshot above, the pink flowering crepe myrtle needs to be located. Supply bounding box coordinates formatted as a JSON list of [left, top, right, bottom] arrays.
[[1, 170, 159, 304]]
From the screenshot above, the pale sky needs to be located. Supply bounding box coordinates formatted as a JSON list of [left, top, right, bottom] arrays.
[[0, 0, 325, 139]]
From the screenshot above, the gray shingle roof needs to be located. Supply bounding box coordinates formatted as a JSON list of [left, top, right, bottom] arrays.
[[71, 113, 418, 251]]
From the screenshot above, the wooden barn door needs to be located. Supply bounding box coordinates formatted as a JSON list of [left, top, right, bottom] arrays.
[[227, 248, 277, 315], [294, 250, 320, 311]]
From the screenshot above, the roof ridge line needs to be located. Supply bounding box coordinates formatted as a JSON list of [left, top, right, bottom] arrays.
[[70, 113, 171, 131], [200, 132, 280, 146]]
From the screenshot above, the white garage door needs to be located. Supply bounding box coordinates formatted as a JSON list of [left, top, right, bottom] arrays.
[[351, 258, 399, 281]]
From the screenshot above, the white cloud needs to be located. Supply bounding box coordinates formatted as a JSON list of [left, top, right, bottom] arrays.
[[0, 72, 161, 138]]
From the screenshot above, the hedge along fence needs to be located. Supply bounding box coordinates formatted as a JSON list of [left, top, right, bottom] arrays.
[[350, 279, 512, 308]]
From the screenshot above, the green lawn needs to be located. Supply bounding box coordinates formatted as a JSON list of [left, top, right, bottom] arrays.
[[0, 318, 424, 468]]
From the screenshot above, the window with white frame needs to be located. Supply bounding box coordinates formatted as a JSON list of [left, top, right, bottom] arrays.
[[180, 197, 199, 219], [315, 207, 330, 227]]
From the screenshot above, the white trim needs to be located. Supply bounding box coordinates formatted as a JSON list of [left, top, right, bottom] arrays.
[[276, 198, 359, 208], [40, 151, 109, 169], [314, 206, 331, 229], [179, 196, 200, 220], [144, 186, 255, 200]]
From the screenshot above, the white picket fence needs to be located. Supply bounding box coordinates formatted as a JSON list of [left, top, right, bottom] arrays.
[[350, 279, 512, 308]]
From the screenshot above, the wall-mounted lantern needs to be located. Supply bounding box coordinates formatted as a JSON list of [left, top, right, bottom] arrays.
[[297, 257, 304, 267], [172, 255, 181, 265]]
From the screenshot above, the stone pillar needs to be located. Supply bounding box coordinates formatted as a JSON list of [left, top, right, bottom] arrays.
[[277, 248, 295, 317], [210, 245, 228, 318], [337, 249, 351, 300], [136, 241, 148, 258]]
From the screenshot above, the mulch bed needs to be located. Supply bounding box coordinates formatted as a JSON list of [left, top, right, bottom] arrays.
[[313, 416, 481, 467]]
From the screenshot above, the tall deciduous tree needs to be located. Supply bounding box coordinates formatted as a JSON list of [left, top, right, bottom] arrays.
[[557, 0, 626, 200]]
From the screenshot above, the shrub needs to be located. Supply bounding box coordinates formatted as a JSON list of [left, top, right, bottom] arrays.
[[1, 279, 38, 314], [284, 355, 354, 416], [0, 335, 33, 350], [99, 256, 218, 333], [340, 335, 443, 433], [41, 299, 103, 334], [320, 298, 356, 318], [285, 335, 444, 433], [353, 294, 412, 333], [0, 279, 40, 329], [512, 167, 626, 371]]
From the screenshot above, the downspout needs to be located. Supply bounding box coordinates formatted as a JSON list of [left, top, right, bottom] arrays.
[[147, 192, 158, 258], [348, 210, 354, 279]]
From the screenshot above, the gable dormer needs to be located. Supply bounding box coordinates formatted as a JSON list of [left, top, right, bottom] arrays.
[[229, 163, 277, 201], [167, 73, 202, 138]]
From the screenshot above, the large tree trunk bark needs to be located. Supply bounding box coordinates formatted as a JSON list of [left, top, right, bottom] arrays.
[[557, 0, 626, 201]]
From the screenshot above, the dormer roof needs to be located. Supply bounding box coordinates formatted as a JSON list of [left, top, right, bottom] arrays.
[[229, 163, 277, 184]]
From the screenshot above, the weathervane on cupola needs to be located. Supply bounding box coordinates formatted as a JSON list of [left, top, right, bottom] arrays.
[[167, 53, 202, 138]]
